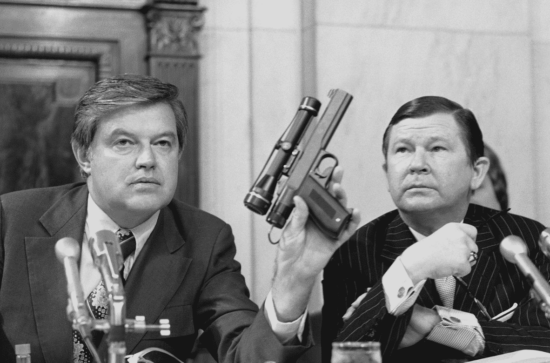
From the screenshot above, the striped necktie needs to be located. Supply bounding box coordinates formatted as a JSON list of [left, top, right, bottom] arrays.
[[117, 228, 136, 282], [73, 229, 136, 363], [117, 229, 136, 261]]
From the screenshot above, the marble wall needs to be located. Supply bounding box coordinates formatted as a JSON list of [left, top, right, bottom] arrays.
[[198, 0, 550, 310]]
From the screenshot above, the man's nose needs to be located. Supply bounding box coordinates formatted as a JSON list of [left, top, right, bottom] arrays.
[[136, 145, 156, 169], [409, 149, 429, 174]]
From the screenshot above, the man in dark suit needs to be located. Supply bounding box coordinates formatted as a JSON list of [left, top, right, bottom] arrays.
[[0, 74, 360, 363], [322, 96, 550, 362]]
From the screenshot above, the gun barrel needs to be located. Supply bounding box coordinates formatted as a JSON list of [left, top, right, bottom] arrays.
[[266, 89, 353, 237]]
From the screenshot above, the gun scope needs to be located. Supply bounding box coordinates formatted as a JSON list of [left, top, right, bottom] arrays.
[[244, 97, 321, 215]]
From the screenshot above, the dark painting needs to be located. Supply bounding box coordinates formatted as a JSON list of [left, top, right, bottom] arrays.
[[0, 58, 96, 195]]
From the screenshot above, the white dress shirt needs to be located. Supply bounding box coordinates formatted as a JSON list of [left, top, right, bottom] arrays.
[[381, 226, 484, 355]]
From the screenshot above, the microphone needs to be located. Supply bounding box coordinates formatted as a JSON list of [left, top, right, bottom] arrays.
[[54, 237, 93, 345], [500, 235, 550, 306], [90, 230, 127, 362], [91, 230, 124, 287]]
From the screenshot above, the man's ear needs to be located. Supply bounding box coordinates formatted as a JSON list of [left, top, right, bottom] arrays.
[[382, 162, 390, 191], [72, 143, 92, 176], [470, 156, 490, 191]]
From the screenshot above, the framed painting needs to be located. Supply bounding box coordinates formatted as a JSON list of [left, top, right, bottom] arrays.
[[0, 58, 96, 194]]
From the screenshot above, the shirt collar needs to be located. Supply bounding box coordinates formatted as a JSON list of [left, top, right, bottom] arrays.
[[86, 194, 160, 256]]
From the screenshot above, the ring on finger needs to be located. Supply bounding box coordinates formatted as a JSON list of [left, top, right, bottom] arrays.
[[468, 251, 478, 263]]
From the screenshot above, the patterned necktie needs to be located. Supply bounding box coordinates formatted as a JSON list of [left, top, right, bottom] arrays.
[[73, 229, 136, 363], [435, 276, 456, 308]]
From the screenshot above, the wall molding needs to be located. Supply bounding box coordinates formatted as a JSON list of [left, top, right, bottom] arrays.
[[0, 36, 119, 79], [0, 0, 149, 9]]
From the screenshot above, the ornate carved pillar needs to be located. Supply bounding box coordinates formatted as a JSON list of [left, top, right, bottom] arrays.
[[146, 0, 205, 207]]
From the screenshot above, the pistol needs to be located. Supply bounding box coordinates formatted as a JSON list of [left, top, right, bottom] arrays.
[[244, 89, 353, 239]]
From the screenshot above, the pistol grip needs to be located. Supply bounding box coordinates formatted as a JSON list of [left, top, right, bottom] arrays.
[[297, 175, 351, 239]]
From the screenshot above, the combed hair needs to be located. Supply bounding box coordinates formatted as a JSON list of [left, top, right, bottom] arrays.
[[382, 96, 484, 164]]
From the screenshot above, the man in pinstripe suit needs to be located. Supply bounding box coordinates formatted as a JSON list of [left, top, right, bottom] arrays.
[[322, 96, 550, 362]]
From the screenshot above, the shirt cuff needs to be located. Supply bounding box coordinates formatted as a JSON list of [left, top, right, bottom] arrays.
[[264, 290, 306, 344], [382, 257, 426, 315], [426, 305, 485, 356]]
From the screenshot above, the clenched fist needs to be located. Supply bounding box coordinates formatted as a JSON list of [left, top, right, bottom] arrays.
[[400, 223, 478, 284]]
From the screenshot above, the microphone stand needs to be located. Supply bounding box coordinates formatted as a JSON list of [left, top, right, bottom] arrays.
[[57, 233, 170, 363], [55, 238, 102, 363]]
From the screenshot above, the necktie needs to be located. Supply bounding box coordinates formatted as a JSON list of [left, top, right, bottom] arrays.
[[73, 229, 136, 363], [117, 228, 137, 261], [117, 228, 136, 283], [435, 276, 456, 308]]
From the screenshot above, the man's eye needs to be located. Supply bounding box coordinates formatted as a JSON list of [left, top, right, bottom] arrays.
[[156, 140, 172, 148], [432, 146, 445, 152], [115, 139, 133, 147], [395, 147, 408, 153]]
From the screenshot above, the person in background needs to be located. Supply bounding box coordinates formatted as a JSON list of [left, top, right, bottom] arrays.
[[470, 144, 508, 211], [322, 96, 550, 363], [0, 74, 360, 363]]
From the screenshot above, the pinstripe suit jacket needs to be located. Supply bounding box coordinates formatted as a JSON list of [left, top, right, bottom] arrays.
[[322, 204, 550, 363]]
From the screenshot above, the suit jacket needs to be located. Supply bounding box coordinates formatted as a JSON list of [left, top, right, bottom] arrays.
[[0, 183, 311, 363], [322, 204, 550, 363]]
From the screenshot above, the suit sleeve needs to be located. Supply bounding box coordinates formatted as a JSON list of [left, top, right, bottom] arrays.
[[195, 223, 312, 363], [321, 226, 413, 363]]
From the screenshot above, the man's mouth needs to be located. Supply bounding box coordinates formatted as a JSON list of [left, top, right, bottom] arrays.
[[406, 185, 433, 191], [132, 177, 160, 185]]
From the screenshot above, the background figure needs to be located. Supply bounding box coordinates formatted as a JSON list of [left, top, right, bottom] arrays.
[[470, 144, 509, 211]]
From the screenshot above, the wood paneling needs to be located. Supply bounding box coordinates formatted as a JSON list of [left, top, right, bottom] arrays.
[[0, 0, 204, 206]]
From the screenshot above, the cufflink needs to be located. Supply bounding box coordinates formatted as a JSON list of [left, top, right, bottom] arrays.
[[398, 287, 405, 298]]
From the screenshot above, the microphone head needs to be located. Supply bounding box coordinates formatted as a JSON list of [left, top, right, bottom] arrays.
[[500, 235, 528, 263], [55, 237, 80, 262], [539, 229, 550, 259]]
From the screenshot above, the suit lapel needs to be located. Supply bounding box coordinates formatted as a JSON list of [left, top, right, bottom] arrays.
[[381, 213, 416, 265], [25, 184, 88, 363], [123, 207, 192, 353], [453, 205, 500, 317]]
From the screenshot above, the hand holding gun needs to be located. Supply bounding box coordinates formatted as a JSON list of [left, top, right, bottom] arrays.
[[245, 89, 353, 240]]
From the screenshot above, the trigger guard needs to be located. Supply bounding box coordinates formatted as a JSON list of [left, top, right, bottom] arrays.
[[314, 153, 339, 188]]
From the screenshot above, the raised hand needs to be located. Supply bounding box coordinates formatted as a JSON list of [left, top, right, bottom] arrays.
[[400, 223, 478, 284], [271, 166, 361, 322]]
